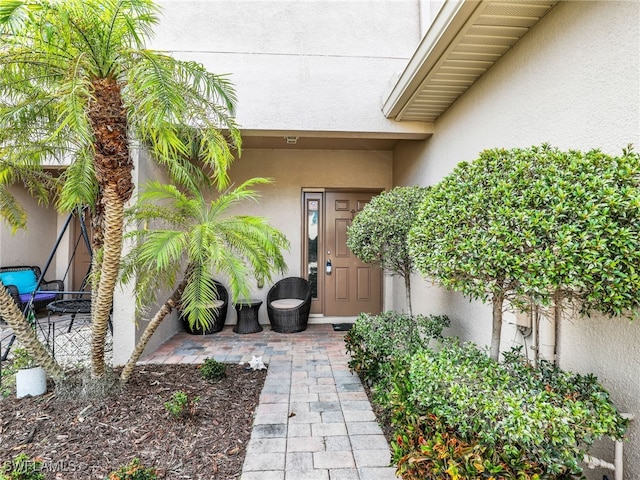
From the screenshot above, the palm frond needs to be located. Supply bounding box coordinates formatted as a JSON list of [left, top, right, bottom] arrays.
[[124, 50, 241, 190], [56, 147, 98, 211]]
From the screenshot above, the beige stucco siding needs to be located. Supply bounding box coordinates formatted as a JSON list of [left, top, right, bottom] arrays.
[[151, 0, 422, 136], [0, 187, 61, 283], [393, 2, 640, 477], [226, 148, 393, 287]]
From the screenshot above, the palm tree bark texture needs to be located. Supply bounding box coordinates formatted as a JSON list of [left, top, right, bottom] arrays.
[[87, 78, 133, 378]]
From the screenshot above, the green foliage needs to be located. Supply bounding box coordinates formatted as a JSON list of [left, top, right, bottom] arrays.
[[121, 179, 289, 331], [163, 390, 200, 420], [200, 358, 226, 381], [0, 453, 45, 480], [347, 186, 429, 278], [106, 458, 157, 480], [409, 145, 640, 357], [11, 347, 36, 370], [388, 341, 628, 479], [347, 187, 429, 314], [344, 310, 449, 389], [0, 360, 17, 398], [0, 0, 243, 379]]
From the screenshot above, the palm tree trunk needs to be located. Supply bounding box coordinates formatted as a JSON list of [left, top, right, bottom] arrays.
[[91, 186, 125, 378], [120, 278, 189, 384], [0, 287, 64, 382], [88, 77, 133, 379]]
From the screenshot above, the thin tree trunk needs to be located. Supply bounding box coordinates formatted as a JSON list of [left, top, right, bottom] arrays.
[[0, 287, 64, 382], [404, 274, 412, 317], [553, 288, 562, 365], [91, 186, 125, 378], [120, 279, 188, 384], [489, 293, 504, 361]]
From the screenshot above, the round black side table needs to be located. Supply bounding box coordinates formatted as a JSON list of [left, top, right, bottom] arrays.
[[233, 299, 263, 334]]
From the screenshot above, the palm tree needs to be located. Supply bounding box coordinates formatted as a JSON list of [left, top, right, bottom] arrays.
[[0, 0, 240, 378], [118, 178, 289, 383]]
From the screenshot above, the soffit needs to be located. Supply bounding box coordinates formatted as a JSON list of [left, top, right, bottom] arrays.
[[383, 0, 558, 122]]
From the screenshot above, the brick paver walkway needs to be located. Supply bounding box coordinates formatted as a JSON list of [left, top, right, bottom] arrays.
[[142, 324, 398, 480]]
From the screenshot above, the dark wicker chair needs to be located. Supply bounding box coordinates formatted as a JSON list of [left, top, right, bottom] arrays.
[[179, 280, 229, 335], [267, 277, 312, 333], [0, 265, 64, 312]]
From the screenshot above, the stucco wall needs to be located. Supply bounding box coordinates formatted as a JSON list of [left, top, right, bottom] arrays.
[[151, 0, 422, 135], [393, 2, 640, 477], [112, 147, 393, 363], [223, 147, 393, 323], [0, 187, 60, 282], [112, 147, 183, 365]]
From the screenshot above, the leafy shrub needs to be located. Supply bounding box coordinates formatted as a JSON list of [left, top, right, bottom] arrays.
[[390, 341, 628, 479], [200, 358, 226, 381], [346, 186, 430, 314], [344, 311, 449, 390], [163, 390, 199, 419], [106, 458, 157, 480], [408, 145, 640, 360], [0, 453, 45, 480]]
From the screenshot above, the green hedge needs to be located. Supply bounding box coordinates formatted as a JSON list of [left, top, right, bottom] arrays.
[[389, 341, 628, 479]]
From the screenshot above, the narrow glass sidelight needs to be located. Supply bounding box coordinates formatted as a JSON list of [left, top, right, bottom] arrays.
[[307, 199, 319, 298]]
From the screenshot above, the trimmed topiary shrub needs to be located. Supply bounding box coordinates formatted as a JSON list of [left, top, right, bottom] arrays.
[[347, 186, 430, 315], [409, 145, 640, 361]]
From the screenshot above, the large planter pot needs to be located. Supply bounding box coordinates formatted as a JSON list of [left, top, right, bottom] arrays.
[[16, 366, 47, 398], [179, 300, 227, 335]]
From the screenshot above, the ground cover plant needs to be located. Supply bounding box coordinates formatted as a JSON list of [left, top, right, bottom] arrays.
[[390, 342, 626, 479], [345, 310, 449, 389]]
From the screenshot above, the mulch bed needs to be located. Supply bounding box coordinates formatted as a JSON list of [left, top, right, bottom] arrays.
[[0, 364, 266, 479]]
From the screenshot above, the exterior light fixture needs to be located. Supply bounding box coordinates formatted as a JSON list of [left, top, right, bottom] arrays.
[[284, 136, 298, 144]]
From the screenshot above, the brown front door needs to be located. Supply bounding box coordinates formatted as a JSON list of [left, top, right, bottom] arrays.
[[324, 191, 382, 316]]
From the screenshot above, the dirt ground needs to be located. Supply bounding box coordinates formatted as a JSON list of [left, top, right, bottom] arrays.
[[0, 364, 266, 479]]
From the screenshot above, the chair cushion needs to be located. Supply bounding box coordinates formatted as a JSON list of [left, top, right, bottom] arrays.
[[271, 298, 304, 309], [0, 270, 39, 295], [19, 292, 58, 303]]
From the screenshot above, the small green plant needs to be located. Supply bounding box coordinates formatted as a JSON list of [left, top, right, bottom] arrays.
[[163, 390, 199, 419], [11, 348, 36, 370], [0, 360, 17, 398], [0, 453, 45, 480], [200, 358, 226, 381], [106, 458, 157, 480]]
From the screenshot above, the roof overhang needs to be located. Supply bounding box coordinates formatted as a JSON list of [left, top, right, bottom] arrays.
[[383, 0, 558, 122]]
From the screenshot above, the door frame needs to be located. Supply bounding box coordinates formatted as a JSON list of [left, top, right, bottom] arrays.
[[301, 188, 383, 316]]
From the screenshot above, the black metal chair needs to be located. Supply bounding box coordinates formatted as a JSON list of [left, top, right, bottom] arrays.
[[179, 280, 229, 335], [267, 277, 311, 333]]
